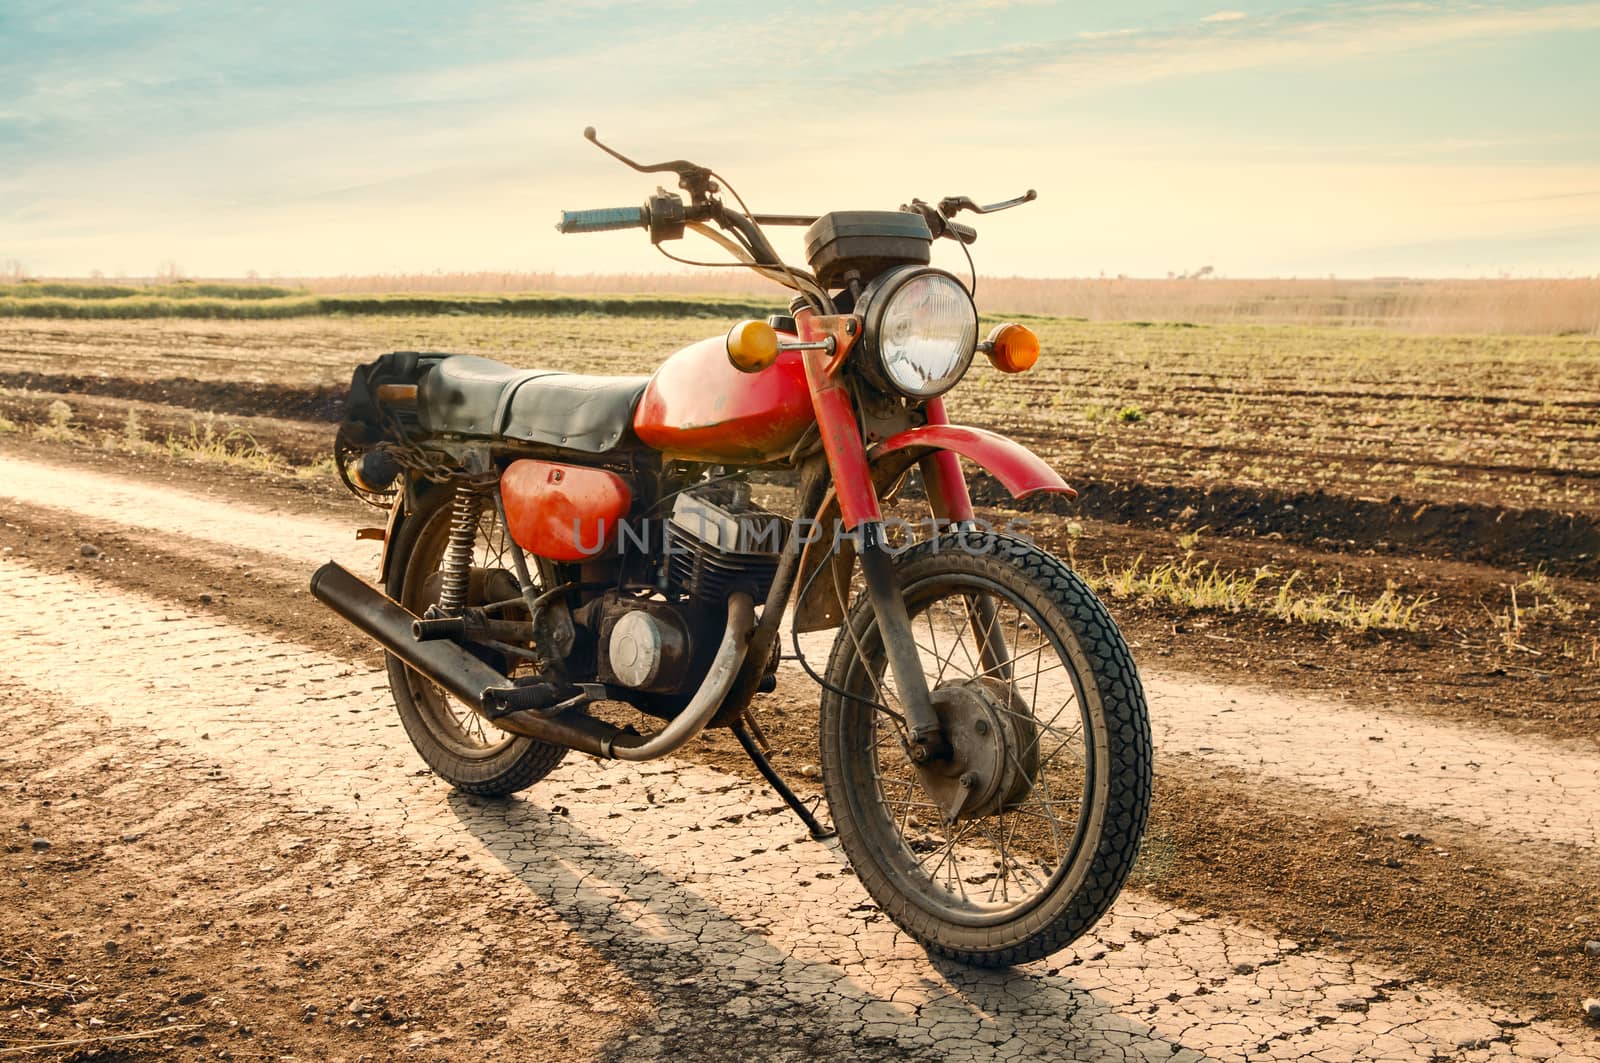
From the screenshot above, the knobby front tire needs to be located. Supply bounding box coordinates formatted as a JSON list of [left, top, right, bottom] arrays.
[[819, 531, 1153, 967]]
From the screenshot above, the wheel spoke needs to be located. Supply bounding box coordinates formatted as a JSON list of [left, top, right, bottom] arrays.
[[923, 821, 977, 900], [1034, 724, 1089, 773], [939, 597, 981, 678], [965, 593, 1012, 681], [964, 641, 1054, 682], [828, 559, 1121, 932]]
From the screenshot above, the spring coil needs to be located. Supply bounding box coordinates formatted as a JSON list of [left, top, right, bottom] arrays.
[[437, 489, 482, 617]]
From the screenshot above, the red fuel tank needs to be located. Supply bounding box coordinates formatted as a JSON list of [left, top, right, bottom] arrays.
[[632, 333, 814, 463], [500, 459, 631, 562]]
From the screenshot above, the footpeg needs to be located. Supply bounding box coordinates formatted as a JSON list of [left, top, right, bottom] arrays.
[[481, 681, 605, 720], [412, 616, 467, 641], [481, 681, 563, 718]]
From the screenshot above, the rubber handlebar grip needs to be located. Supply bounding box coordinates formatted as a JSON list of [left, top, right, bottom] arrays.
[[556, 206, 647, 234]]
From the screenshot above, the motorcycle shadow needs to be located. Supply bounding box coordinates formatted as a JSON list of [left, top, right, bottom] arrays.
[[442, 783, 1207, 1062]]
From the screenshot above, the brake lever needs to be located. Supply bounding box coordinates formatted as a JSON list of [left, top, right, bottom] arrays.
[[583, 127, 718, 200], [937, 189, 1038, 217]]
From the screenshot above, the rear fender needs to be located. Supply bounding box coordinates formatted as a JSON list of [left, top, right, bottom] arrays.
[[377, 489, 412, 589], [792, 425, 1076, 633]]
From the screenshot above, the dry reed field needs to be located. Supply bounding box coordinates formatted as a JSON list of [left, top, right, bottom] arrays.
[[271, 273, 1600, 335], [13, 273, 1594, 334]]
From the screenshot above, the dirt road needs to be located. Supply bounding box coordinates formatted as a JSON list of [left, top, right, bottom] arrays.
[[7, 454, 1596, 850], [3, 447, 1600, 1060]]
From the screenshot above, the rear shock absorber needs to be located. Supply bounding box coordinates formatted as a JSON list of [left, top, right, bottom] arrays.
[[437, 488, 482, 617]]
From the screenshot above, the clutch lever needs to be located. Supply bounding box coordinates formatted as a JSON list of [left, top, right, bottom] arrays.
[[937, 189, 1038, 217], [583, 127, 718, 201]]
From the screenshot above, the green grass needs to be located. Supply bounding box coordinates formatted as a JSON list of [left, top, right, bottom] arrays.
[[160, 419, 285, 473], [0, 281, 305, 301], [31, 399, 82, 443], [1093, 554, 1435, 632]]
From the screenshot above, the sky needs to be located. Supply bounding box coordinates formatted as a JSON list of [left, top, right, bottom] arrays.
[[2, 0, 1598, 279]]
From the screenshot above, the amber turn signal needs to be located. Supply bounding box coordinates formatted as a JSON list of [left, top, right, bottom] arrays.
[[374, 383, 419, 405], [726, 319, 780, 373], [983, 323, 1040, 373]]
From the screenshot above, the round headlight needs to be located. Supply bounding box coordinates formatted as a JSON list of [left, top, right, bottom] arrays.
[[860, 267, 977, 399]]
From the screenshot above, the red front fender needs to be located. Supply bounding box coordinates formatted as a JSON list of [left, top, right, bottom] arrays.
[[870, 423, 1076, 506], [793, 420, 1076, 633]]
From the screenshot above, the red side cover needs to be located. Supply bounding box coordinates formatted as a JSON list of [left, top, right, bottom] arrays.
[[500, 459, 632, 562]]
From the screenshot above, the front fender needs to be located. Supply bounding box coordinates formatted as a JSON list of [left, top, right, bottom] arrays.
[[871, 423, 1076, 504], [792, 424, 1076, 633]]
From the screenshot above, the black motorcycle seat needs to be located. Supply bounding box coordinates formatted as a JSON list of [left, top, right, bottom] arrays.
[[417, 355, 649, 453]]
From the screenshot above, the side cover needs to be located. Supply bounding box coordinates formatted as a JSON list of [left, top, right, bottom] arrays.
[[501, 459, 632, 563]]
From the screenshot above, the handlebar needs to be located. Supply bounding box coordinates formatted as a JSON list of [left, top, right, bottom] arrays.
[[560, 192, 985, 246], [555, 206, 648, 235], [559, 129, 1031, 261]]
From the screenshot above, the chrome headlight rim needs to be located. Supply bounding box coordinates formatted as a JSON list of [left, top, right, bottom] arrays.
[[857, 265, 978, 400]]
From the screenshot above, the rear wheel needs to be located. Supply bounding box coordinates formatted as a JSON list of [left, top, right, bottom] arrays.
[[384, 487, 567, 796], [819, 531, 1152, 966]]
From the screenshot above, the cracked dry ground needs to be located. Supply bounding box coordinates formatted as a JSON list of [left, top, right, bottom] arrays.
[[2, 447, 1599, 1061]]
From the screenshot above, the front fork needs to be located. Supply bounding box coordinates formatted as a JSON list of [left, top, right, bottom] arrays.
[[800, 325, 994, 763], [854, 522, 947, 761]]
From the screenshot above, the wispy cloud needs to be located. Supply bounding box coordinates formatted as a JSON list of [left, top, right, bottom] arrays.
[[1473, 188, 1600, 203], [837, 2, 1600, 108], [3, 0, 1597, 276]]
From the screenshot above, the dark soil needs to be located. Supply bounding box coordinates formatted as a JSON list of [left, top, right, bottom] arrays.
[[0, 370, 347, 424], [969, 472, 1600, 578]]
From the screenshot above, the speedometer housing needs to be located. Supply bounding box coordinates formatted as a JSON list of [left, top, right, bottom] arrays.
[[856, 266, 978, 400]]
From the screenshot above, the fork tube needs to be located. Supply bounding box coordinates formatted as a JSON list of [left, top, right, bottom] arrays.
[[857, 522, 946, 759], [799, 345, 880, 529], [801, 345, 944, 759], [918, 396, 976, 524]]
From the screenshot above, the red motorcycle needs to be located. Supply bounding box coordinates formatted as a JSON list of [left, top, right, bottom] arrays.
[[315, 129, 1152, 966]]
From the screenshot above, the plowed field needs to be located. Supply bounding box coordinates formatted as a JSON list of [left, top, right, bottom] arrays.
[[2, 312, 1598, 1060]]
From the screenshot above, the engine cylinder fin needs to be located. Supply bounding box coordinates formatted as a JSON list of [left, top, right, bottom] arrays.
[[667, 529, 780, 601], [664, 482, 785, 602]]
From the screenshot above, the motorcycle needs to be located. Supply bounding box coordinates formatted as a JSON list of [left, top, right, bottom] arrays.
[[314, 128, 1152, 966]]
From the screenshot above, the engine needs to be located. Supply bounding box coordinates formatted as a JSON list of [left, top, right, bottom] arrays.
[[664, 481, 785, 603], [584, 481, 785, 702]]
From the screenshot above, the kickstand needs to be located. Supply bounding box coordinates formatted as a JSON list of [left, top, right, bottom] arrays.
[[730, 718, 835, 841]]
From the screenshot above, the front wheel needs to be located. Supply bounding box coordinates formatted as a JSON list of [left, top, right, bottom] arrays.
[[819, 531, 1152, 967]]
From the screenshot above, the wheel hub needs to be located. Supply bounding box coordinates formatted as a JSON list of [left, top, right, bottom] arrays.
[[915, 677, 1039, 822]]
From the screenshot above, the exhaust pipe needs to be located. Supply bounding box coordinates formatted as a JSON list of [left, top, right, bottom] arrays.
[[310, 562, 621, 757], [607, 591, 753, 760], [309, 562, 752, 761], [311, 562, 507, 709]]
